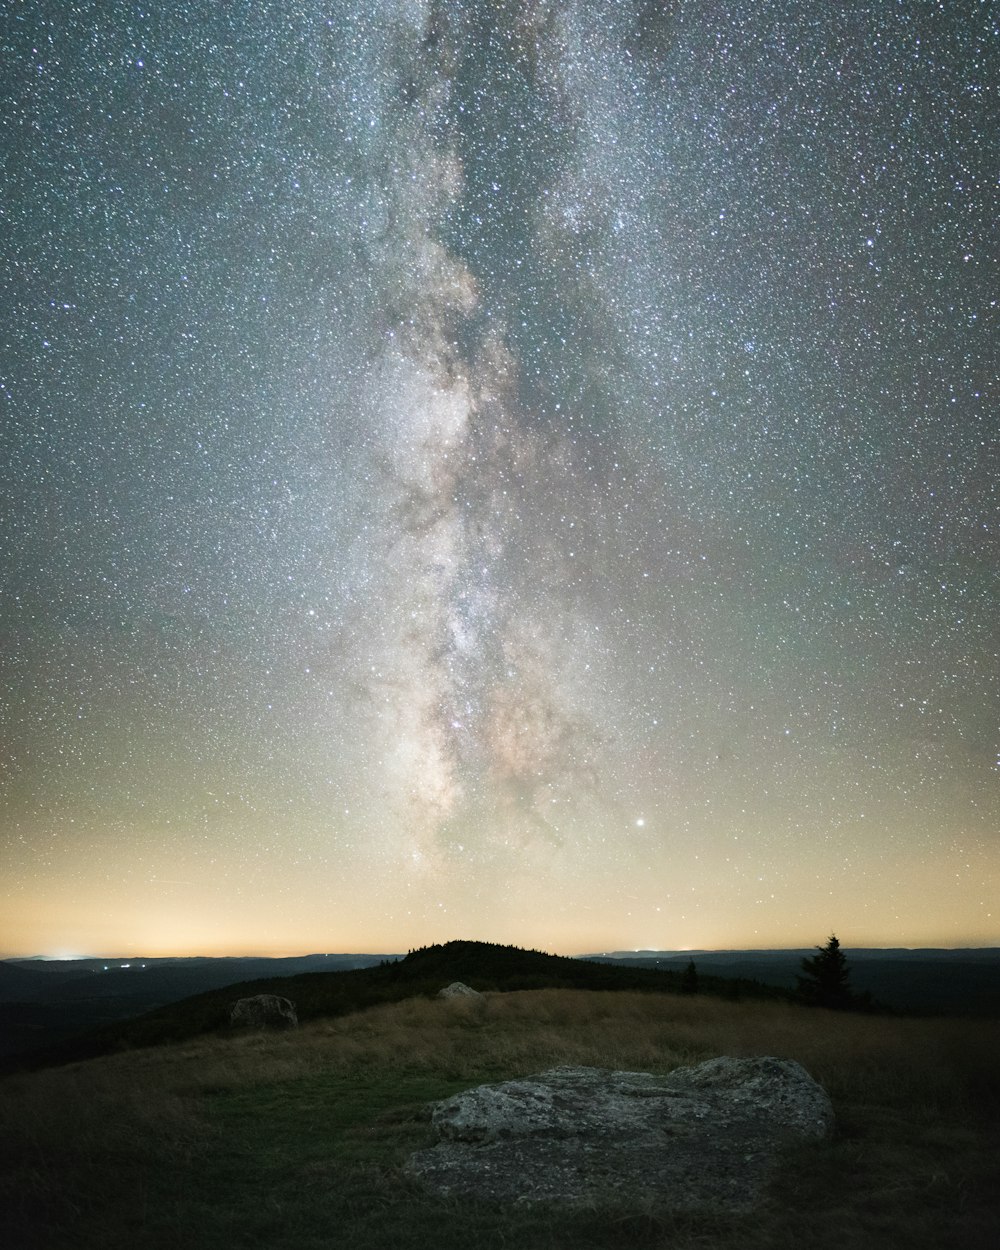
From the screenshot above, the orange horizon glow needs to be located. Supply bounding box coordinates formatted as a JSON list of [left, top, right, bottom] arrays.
[[4, 939, 996, 961]]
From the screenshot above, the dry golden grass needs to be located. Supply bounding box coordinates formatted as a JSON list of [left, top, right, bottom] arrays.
[[5, 987, 994, 1132]]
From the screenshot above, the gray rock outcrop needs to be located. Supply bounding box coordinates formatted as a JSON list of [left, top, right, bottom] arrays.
[[229, 993, 298, 1030], [406, 1056, 833, 1212], [437, 981, 484, 1000]]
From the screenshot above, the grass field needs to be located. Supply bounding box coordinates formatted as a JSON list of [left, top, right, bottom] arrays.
[[1, 987, 998, 1249]]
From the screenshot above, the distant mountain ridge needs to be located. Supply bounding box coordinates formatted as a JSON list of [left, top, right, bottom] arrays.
[[1, 952, 394, 995], [588, 948, 1000, 961], [585, 948, 1000, 1015], [0, 953, 397, 1063]]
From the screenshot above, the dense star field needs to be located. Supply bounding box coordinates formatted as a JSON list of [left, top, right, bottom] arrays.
[[1, 1, 997, 956]]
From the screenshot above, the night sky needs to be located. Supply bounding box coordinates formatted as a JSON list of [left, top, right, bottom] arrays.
[[2, 1, 997, 958]]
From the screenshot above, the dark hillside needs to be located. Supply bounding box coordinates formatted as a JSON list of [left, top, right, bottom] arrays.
[[399, 941, 784, 1000], [0, 960, 49, 997], [6, 940, 785, 1072]]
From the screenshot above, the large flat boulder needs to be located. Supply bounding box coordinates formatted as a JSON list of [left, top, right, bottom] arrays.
[[405, 1057, 833, 1212]]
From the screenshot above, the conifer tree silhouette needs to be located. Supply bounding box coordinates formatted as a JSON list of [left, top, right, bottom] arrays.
[[796, 934, 853, 1008]]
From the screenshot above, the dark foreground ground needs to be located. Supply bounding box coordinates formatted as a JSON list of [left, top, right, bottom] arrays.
[[1, 983, 997, 1250]]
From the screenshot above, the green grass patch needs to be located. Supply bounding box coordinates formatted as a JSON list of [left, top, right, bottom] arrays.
[[207, 1069, 471, 1168]]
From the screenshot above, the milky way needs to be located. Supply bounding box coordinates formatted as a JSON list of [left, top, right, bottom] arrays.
[[1, 1, 997, 955]]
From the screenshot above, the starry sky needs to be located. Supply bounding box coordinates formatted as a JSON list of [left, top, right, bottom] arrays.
[[1, 1, 997, 958]]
